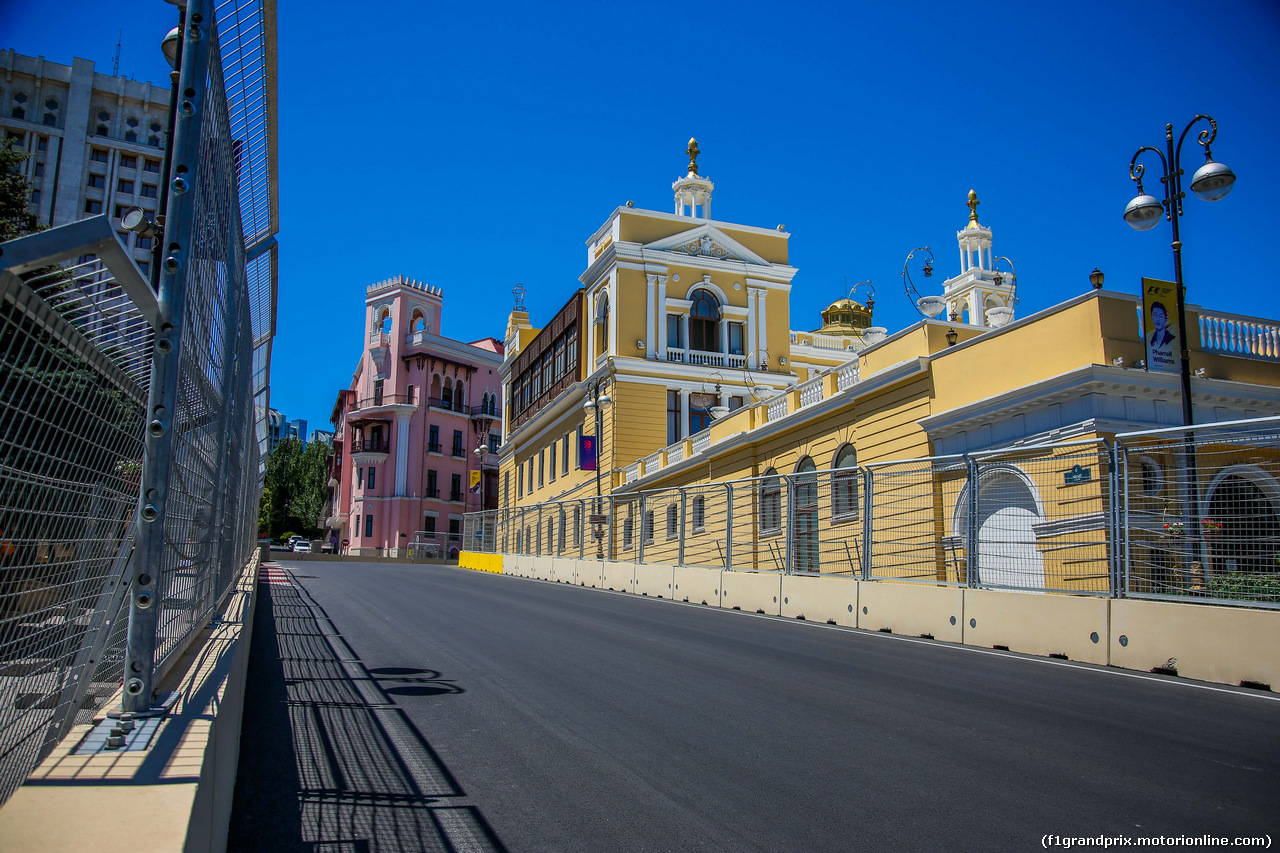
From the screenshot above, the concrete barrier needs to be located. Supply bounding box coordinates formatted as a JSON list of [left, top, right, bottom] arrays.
[[721, 570, 782, 615], [0, 554, 259, 853], [963, 589, 1110, 664], [781, 574, 857, 626], [634, 563, 676, 598], [858, 582, 965, 643], [1111, 598, 1280, 688], [602, 560, 635, 592], [673, 565, 722, 606]]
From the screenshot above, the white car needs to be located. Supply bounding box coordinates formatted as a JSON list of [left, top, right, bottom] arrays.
[[292, 540, 312, 553]]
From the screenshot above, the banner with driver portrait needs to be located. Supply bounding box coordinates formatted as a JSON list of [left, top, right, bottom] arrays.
[[1141, 277, 1182, 374]]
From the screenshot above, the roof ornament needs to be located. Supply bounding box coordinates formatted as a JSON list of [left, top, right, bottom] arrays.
[[512, 283, 526, 311], [966, 189, 981, 228], [687, 137, 700, 175]]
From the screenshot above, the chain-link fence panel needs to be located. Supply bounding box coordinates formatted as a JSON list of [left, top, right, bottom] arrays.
[[969, 442, 1114, 595], [1119, 417, 1280, 608], [680, 482, 731, 569], [864, 456, 967, 585], [638, 489, 681, 566]]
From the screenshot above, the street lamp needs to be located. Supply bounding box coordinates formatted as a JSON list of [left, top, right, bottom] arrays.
[[1125, 114, 1236, 426], [903, 247, 944, 318], [583, 378, 612, 558]]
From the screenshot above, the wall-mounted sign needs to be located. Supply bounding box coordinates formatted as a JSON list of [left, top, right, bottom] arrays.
[[1064, 465, 1092, 486]]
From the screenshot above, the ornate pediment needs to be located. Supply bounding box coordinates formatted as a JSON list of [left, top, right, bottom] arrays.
[[645, 225, 770, 266]]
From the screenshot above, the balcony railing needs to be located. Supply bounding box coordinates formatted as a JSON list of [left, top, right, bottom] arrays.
[[349, 435, 390, 454], [664, 347, 747, 369], [427, 441, 442, 454], [351, 393, 416, 410], [451, 445, 466, 458], [427, 396, 469, 413], [449, 491, 463, 502], [425, 487, 440, 498]]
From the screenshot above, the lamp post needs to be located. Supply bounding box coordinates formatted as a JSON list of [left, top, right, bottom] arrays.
[[582, 378, 611, 558], [902, 247, 944, 318], [1124, 115, 1236, 427]]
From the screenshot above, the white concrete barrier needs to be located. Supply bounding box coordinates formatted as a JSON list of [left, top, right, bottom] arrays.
[[1111, 598, 1280, 687], [634, 563, 676, 598], [673, 566, 722, 606], [603, 560, 635, 593], [858, 582, 965, 643], [721, 571, 782, 615], [781, 574, 858, 626], [963, 589, 1110, 664]]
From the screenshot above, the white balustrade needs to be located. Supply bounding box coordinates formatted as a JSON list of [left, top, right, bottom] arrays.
[[837, 363, 860, 391], [624, 463, 640, 484], [1199, 312, 1280, 361], [692, 430, 711, 455], [668, 442, 685, 464], [767, 396, 788, 422], [643, 451, 662, 475], [798, 379, 824, 408]]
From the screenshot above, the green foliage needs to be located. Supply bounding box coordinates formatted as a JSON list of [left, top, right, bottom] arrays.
[[0, 138, 38, 242], [1204, 572, 1280, 604], [260, 437, 330, 538]]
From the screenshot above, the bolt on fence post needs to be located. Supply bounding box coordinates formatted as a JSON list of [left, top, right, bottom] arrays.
[[965, 455, 980, 588], [724, 482, 733, 570], [861, 467, 872, 580], [122, 0, 211, 715]]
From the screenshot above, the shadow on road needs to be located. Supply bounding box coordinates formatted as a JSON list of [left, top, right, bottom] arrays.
[[227, 571, 507, 852]]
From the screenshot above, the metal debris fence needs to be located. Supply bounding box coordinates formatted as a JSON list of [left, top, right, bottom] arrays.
[[464, 416, 1280, 609], [0, 0, 275, 808]]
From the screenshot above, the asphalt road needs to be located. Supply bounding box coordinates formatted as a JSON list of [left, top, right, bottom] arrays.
[[228, 562, 1280, 852]]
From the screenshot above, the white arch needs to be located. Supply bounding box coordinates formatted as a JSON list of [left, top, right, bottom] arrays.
[[954, 464, 1046, 590]]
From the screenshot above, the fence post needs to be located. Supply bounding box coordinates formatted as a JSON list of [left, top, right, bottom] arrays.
[[965, 455, 980, 588], [861, 468, 873, 580], [638, 493, 647, 564], [724, 482, 734, 570], [678, 488, 687, 567], [122, 0, 213, 715], [1115, 440, 1129, 599], [784, 475, 794, 575]]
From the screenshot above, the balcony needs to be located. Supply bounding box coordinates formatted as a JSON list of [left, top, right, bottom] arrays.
[[349, 393, 417, 419], [664, 347, 746, 369], [349, 434, 390, 462], [449, 491, 463, 502], [427, 441, 443, 454], [425, 487, 440, 498]]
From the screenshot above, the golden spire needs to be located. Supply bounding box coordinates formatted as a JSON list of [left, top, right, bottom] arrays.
[[687, 137, 700, 175], [966, 189, 981, 228]]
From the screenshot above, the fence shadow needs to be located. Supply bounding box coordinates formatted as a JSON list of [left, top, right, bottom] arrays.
[[228, 573, 506, 852]]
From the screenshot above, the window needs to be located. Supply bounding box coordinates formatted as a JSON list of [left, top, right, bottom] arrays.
[[114, 204, 129, 220], [692, 496, 706, 532], [554, 337, 566, 378], [367, 467, 376, 490], [760, 468, 781, 532], [42, 113, 56, 126], [37, 136, 48, 152], [1138, 457, 1163, 497], [87, 174, 105, 189], [667, 390, 681, 446], [120, 154, 137, 169], [365, 514, 374, 537], [428, 425, 440, 453], [442, 379, 453, 408], [794, 457, 820, 573], [729, 396, 745, 411], [407, 384, 416, 405], [666, 505, 679, 539], [84, 199, 102, 214], [527, 458, 534, 493], [503, 472, 509, 506], [356, 466, 364, 489], [729, 322, 744, 356], [643, 510, 655, 545], [516, 466, 523, 498], [427, 469, 439, 497], [148, 136, 160, 147], [549, 443, 557, 482], [573, 505, 581, 546], [595, 291, 610, 356], [452, 429, 464, 457], [562, 434, 570, 475], [372, 378, 384, 406], [29, 189, 39, 205], [547, 518, 555, 553], [575, 426, 583, 469], [690, 393, 714, 436], [558, 512, 566, 552], [623, 517, 634, 550], [117, 179, 134, 194], [423, 516, 436, 535], [91, 148, 109, 164], [144, 159, 160, 173], [455, 381, 464, 411], [33, 163, 44, 178], [690, 289, 720, 352], [139, 183, 158, 198], [538, 450, 544, 487], [489, 432, 501, 452], [566, 326, 578, 373], [125, 130, 138, 143], [371, 424, 383, 448], [450, 474, 462, 501], [5, 131, 23, 144], [667, 314, 683, 349], [832, 444, 859, 519]]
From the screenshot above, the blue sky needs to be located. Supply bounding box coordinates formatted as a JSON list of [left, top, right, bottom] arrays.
[[4, 0, 1280, 434]]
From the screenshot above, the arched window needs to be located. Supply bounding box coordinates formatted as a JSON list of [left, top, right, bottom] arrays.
[[595, 291, 610, 356], [690, 289, 720, 352], [643, 510, 655, 545], [692, 495, 706, 532], [794, 457, 820, 573], [666, 505, 679, 539], [380, 309, 392, 335], [411, 308, 427, 332], [441, 377, 453, 408], [832, 444, 859, 519], [455, 381, 464, 411], [11, 92, 27, 120], [760, 468, 781, 533], [622, 517, 634, 550], [429, 374, 442, 400]]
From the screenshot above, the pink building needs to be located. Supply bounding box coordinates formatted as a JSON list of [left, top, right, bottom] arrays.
[[326, 276, 503, 557]]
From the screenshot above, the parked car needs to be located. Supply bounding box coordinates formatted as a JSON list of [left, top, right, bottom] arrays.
[[292, 540, 312, 553], [320, 541, 335, 554]]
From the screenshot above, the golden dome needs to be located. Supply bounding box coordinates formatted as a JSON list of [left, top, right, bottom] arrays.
[[818, 297, 873, 333]]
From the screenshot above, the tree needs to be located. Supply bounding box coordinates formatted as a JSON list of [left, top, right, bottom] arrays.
[[0, 138, 38, 241], [259, 437, 330, 538]]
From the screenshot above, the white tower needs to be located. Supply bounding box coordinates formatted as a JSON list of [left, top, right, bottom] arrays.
[[941, 190, 1016, 327], [672, 137, 714, 218]]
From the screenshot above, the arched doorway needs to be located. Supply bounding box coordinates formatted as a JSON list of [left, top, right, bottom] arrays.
[[956, 468, 1046, 589], [1205, 470, 1280, 577]]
